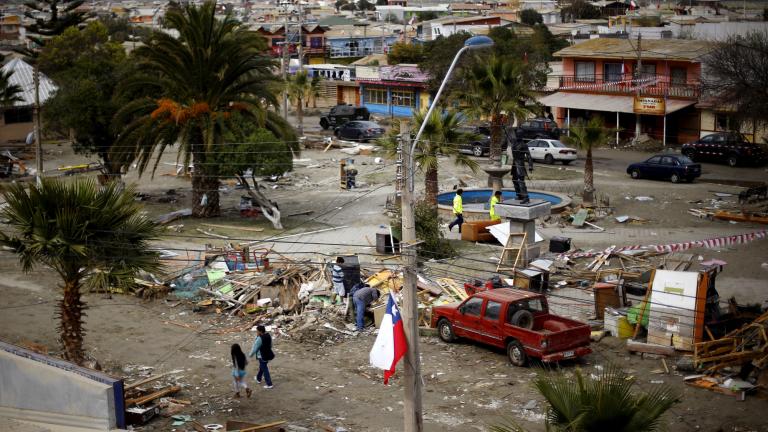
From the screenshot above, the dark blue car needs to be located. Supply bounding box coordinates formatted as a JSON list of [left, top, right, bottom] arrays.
[[627, 154, 701, 183]]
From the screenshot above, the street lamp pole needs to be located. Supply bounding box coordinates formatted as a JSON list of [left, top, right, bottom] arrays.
[[400, 35, 493, 432]]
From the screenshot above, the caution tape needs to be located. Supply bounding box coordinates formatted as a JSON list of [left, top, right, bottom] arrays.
[[565, 229, 768, 258]]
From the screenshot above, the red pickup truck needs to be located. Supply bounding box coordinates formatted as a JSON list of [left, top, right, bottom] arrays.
[[431, 288, 592, 366]]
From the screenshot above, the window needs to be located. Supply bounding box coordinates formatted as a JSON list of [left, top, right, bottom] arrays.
[[671, 67, 686, 85], [646, 156, 662, 164], [528, 140, 541, 147], [485, 301, 502, 321], [550, 140, 566, 148], [639, 64, 656, 80], [661, 156, 677, 166], [715, 114, 735, 132], [310, 37, 323, 48], [4, 108, 32, 124], [391, 90, 415, 107], [603, 63, 623, 82], [575, 61, 595, 82], [365, 88, 387, 105], [700, 135, 714, 144], [461, 298, 483, 316]]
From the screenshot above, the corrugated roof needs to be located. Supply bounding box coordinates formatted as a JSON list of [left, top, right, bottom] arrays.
[[1, 58, 57, 107], [553, 38, 714, 62]]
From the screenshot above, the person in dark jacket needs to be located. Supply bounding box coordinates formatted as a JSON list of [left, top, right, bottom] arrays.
[[352, 286, 380, 331], [231, 344, 251, 398], [249, 325, 275, 388]]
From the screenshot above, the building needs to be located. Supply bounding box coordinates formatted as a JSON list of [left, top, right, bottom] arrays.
[[417, 15, 507, 41], [325, 25, 400, 59], [538, 38, 713, 146], [357, 64, 430, 117], [0, 58, 57, 145], [0, 15, 22, 47], [255, 24, 329, 65]]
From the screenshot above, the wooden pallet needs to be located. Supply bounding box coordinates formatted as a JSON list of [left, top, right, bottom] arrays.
[[496, 232, 527, 274]]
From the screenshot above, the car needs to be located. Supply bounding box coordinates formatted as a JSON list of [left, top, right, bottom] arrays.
[[431, 288, 592, 366], [515, 118, 562, 141], [626, 154, 701, 183], [334, 120, 385, 142], [681, 132, 767, 167], [320, 104, 370, 130], [528, 139, 578, 165]]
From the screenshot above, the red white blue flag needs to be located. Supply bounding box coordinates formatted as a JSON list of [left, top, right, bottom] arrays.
[[369, 293, 408, 384]]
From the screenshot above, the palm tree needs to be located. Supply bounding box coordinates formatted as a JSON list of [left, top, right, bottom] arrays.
[[306, 75, 321, 109], [381, 109, 478, 207], [0, 178, 161, 365], [287, 70, 309, 136], [113, 1, 295, 219], [562, 117, 613, 204], [491, 365, 679, 432], [458, 55, 535, 167], [0, 69, 23, 107]]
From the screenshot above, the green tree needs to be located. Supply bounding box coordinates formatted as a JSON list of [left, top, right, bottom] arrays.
[[492, 365, 678, 432], [287, 70, 309, 137], [380, 110, 477, 207], [562, 117, 613, 204], [418, 33, 471, 93], [387, 41, 426, 64], [561, 0, 601, 22], [0, 69, 23, 108], [38, 21, 128, 179], [520, 9, 543, 25], [23, 0, 89, 49], [0, 178, 161, 365], [458, 55, 535, 167], [113, 1, 295, 223], [357, 0, 375, 11]]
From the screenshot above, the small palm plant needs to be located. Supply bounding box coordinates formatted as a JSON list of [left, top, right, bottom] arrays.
[[562, 117, 614, 205], [491, 364, 679, 432], [287, 70, 310, 136], [0, 178, 161, 364]]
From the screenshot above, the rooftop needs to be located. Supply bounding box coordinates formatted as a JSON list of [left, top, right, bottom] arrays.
[[553, 38, 714, 61], [0, 58, 57, 108]]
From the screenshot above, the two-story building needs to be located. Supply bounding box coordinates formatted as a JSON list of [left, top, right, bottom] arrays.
[[0, 15, 22, 47], [357, 64, 430, 117], [255, 24, 329, 65], [416, 15, 508, 41], [538, 38, 713, 146], [326, 25, 400, 59]]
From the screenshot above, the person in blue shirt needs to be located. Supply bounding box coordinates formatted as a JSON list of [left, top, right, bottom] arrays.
[[249, 325, 276, 389]]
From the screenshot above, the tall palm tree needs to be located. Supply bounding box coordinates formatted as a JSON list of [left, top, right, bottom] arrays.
[[113, 1, 295, 218], [458, 55, 535, 167], [0, 69, 23, 112], [381, 109, 478, 207], [287, 70, 309, 136], [491, 365, 679, 432], [0, 178, 161, 365], [306, 75, 322, 109], [562, 117, 613, 204]]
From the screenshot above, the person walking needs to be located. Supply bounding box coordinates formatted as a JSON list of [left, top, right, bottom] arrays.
[[331, 257, 346, 304], [489, 190, 502, 222], [352, 286, 380, 331], [249, 325, 275, 389], [230, 344, 251, 398], [448, 188, 464, 233]]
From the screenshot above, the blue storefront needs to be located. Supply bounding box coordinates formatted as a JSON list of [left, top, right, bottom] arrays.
[[359, 81, 429, 118]]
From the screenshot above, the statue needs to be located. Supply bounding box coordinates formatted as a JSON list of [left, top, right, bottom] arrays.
[[503, 126, 534, 204]]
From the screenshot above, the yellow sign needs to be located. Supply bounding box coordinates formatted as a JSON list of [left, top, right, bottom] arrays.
[[633, 96, 666, 115]]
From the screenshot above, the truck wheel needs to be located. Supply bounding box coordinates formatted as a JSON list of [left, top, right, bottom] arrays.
[[507, 340, 527, 367], [438, 319, 456, 343], [510, 310, 534, 329], [727, 154, 739, 167], [472, 144, 484, 157], [320, 119, 329, 130]]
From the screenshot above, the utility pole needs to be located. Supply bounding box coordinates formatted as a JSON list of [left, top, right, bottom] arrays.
[[297, 1, 303, 71], [634, 33, 642, 142], [34, 64, 42, 186], [399, 119, 424, 432], [282, 5, 289, 121]]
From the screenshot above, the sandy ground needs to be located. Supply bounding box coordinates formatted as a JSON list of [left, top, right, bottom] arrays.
[[1, 136, 767, 431]]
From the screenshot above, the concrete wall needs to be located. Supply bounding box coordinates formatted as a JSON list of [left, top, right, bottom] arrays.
[[0, 342, 125, 431]]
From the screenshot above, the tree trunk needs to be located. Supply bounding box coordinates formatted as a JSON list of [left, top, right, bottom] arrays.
[[58, 279, 86, 365], [583, 145, 595, 204], [97, 151, 123, 186], [192, 170, 221, 217], [424, 166, 438, 208], [297, 97, 304, 137], [489, 114, 503, 166], [236, 173, 283, 229]]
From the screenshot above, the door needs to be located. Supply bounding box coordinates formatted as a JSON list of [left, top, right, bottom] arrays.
[[643, 155, 663, 178], [481, 300, 505, 347], [340, 122, 356, 140], [452, 297, 484, 339], [528, 140, 542, 160], [660, 156, 677, 180]]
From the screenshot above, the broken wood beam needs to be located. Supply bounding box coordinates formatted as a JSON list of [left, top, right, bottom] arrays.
[[125, 385, 181, 406], [626, 340, 676, 356], [124, 372, 171, 391]]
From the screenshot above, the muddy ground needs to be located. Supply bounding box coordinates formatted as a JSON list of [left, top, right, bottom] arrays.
[[1, 136, 767, 431]]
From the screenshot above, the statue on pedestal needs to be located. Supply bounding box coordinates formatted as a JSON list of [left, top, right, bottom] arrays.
[[503, 126, 534, 204]]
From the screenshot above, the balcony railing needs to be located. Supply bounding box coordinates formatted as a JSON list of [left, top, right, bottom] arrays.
[[558, 75, 701, 99]]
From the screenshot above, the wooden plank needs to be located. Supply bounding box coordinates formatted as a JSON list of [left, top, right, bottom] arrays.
[[125, 385, 181, 406], [626, 340, 676, 356], [125, 372, 171, 391], [202, 223, 265, 233]]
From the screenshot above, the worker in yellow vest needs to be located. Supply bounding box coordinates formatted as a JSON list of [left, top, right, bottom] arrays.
[[489, 190, 502, 222], [448, 188, 464, 233]]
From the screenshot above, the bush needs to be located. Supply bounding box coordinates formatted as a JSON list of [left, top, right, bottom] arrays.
[[520, 9, 543, 26], [391, 200, 455, 260]]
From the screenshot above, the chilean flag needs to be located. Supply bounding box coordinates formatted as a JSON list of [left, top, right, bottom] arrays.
[[369, 293, 408, 384]]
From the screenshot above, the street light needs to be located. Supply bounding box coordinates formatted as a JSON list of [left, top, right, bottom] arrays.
[[409, 35, 494, 191]]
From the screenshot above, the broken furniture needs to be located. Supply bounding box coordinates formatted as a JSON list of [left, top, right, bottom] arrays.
[[460, 219, 497, 242]]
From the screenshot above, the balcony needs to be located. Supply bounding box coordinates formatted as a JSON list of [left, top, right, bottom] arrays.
[[558, 75, 700, 99]]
